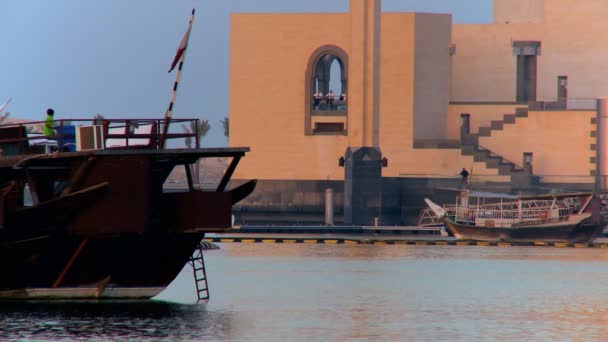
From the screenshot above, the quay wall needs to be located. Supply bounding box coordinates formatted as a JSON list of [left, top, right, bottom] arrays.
[[231, 177, 594, 226]]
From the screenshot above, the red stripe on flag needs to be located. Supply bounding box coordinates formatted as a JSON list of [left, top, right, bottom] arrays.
[[168, 21, 192, 73]]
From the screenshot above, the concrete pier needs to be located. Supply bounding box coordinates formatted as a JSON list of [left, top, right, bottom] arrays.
[[206, 227, 608, 248]]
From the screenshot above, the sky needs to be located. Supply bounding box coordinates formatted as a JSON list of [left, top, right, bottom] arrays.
[[0, 1, 492, 147]]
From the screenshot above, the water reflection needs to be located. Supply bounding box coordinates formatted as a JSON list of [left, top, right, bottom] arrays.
[[222, 242, 608, 262], [0, 301, 235, 340], [208, 243, 608, 340], [3, 244, 608, 340]]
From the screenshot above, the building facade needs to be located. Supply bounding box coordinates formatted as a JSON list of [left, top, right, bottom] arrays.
[[228, 0, 603, 225]]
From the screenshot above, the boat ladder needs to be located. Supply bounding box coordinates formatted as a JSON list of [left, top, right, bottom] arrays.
[[189, 243, 210, 302]]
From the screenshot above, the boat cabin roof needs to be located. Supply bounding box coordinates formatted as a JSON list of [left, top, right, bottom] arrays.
[[438, 187, 593, 200], [518, 192, 593, 200]]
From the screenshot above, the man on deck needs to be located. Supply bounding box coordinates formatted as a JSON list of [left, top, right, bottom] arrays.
[[459, 168, 470, 188], [43, 108, 55, 137]]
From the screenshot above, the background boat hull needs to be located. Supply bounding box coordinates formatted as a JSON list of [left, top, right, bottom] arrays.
[[444, 221, 602, 243]]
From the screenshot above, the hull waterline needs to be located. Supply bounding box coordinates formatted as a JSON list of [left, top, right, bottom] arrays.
[[444, 220, 602, 243]]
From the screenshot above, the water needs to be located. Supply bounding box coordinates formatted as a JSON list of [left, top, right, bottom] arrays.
[[3, 244, 608, 341]]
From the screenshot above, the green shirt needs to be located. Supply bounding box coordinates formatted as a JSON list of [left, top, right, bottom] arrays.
[[43, 114, 55, 137]]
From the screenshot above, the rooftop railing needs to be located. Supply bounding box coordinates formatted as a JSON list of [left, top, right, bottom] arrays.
[[449, 98, 598, 111], [529, 98, 598, 111]]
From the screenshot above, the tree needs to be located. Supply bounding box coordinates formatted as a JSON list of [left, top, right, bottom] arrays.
[[220, 117, 229, 139], [196, 120, 211, 146], [181, 118, 211, 188], [181, 119, 210, 148], [181, 124, 193, 148]]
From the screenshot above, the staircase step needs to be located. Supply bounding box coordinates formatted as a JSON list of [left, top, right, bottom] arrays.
[[490, 120, 504, 130], [515, 108, 528, 117], [498, 163, 515, 175], [486, 157, 502, 168], [478, 127, 492, 137], [459, 119, 531, 181], [461, 134, 479, 146], [503, 114, 516, 124], [461, 145, 476, 155], [473, 150, 490, 162]]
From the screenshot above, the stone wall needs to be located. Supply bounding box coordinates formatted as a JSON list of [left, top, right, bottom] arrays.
[[231, 177, 596, 226]]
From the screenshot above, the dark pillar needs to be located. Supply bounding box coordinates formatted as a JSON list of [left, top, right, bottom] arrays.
[[322, 57, 332, 94], [460, 113, 471, 144], [511, 152, 539, 189], [343, 147, 382, 225], [526, 56, 537, 102], [557, 75, 568, 108], [513, 41, 540, 103], [516, 55, 527, 102], [523, 152, 533, 174], [315, 66, 328, 95]]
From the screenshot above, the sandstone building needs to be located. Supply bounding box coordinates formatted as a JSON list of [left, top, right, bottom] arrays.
[[228, 0, 605, 225]]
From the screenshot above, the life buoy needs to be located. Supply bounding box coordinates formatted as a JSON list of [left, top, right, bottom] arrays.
[[539, 211, 548, 220]]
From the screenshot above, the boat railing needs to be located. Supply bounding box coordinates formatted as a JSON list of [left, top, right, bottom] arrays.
[[422, 200, 576, 226], [418, 207, 442, 226], [454, 205, 573, 225], [0, 118, 202, 154], [471, 199, 557, 211]]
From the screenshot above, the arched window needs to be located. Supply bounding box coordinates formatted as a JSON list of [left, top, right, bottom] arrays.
[[305, 45, 348, 136]]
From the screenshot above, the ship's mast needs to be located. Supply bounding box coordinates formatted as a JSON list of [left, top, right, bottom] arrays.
[[160, 9, 195, 148]]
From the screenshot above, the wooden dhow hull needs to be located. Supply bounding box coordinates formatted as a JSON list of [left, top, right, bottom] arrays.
[[443, 215, 602, 243], [0, 148, 256, 300], [0, 232, 204, 300]]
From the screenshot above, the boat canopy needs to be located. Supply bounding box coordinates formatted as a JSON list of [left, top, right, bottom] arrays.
[[518, 192, 593, 200], [466, 191, 518, 200], [437, 187, 592, 201]]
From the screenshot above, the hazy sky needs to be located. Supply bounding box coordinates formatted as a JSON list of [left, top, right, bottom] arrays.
[[0, 1, 492, 146]]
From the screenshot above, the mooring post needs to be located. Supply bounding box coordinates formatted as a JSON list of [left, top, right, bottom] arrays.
[[325, 188, 334, 225]]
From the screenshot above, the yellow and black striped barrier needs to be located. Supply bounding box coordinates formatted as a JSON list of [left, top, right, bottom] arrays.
[[204, 237, 607, 248]]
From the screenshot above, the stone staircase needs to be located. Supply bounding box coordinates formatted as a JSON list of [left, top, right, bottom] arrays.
[[460, 144, 524, 176], [411, 107, 539, 186], [460, 108, 539, 185]]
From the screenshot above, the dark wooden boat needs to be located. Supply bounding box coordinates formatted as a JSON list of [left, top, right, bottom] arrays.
[[424, 190, 603, 243], [0, 118, 255, 299]]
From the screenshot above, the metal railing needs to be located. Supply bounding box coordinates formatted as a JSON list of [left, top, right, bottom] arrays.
[[311, 99, 347, 111], [0, 117, 201, 152], [454, 206, 571, 225], [421, 200, 575, 227], [529, 98, 597, 111]]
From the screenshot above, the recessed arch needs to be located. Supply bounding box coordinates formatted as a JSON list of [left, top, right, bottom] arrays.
[[305, 45, 349, 136]]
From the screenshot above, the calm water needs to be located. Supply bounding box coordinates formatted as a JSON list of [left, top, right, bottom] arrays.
[[3, 244, 608, 341]]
